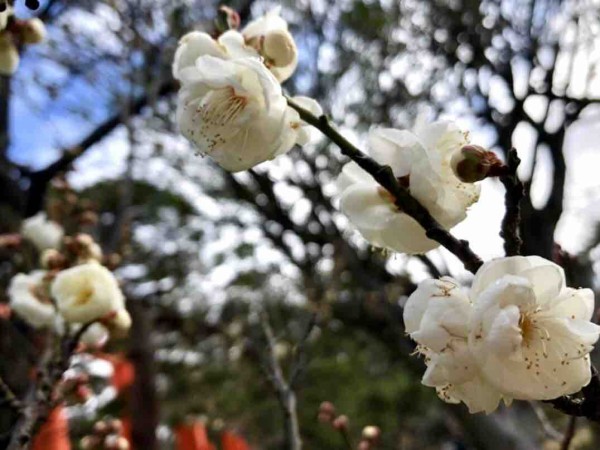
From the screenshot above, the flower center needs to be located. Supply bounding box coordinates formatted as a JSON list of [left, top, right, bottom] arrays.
[[199, 87, 248, 127], [74, 285, 94, 306]]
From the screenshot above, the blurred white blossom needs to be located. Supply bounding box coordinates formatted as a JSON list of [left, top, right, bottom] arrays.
[[51, 262, 125, 323], [21, 212, 64, 251], [8, 271, 56, 329]]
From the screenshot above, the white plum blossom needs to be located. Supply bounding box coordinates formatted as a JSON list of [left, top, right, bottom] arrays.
[[404, 277, 505, 413], [336, 122, 480, 254], [468, 256, 600, 400], [51, 262, 125, 324], [21, 213, 64, 251], [176, 54, 321, 172], [242, 8, 298, 82], [405, 256, 600, 413], [8, 271, 56, 329]]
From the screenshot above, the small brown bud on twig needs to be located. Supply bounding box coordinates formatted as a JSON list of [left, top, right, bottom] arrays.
[[41, 249, 67, 270], [358, 440, 371, 450], [80, 436, 100, 449], [332, 415, 349, 431], [451, 145, 505, 183]]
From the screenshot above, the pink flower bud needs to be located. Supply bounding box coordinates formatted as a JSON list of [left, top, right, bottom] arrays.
[[332, 415, 349, 431]]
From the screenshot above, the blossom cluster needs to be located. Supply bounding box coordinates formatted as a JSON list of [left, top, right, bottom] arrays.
[[173, 7, 321, 172], [174, 7, 600, 413], [9, 213, 130, 347], [404, 256, 600, 413]]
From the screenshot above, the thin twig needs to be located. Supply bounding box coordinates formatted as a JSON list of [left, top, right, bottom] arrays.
[[259, 311, 303, 450], [287, 98, 484, 274], [529, 402, 563, 441], [560, 417, 577, 450], [7, 321, 97, 449], [289, 313, 318, 389], [499, 148, 524, 256]]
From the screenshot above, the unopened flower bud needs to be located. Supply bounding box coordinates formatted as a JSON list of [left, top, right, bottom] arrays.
[[93, 420, 108, 435], [110, 309, 132, 333], [0, 33, 18, 75], [332, 415, 349, 431], [263, 30, 296, 67], [362, 425, 381, 441], [41, 249, 66, 270], [358, 441, 371, 450], [108, 419, 123, 434], [80, 436, 100, 449], [451, 145, 500, 183], [21, 18, 45, 44], [79, 211, 99, 226], [105, 434, 129, 450], [319, 401, 335, 415]]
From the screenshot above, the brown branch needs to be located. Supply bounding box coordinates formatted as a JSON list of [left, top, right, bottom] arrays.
[[287, 98, 484, 274], [7, 321, 97, 450], [24, 79, 178, 216], [499, 148, 524, 256]]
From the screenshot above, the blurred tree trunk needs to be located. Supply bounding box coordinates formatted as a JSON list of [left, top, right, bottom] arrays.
[[128, 301, 159, 450]]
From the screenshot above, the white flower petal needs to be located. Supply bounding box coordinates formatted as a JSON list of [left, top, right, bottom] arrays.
[[367, 128, 422, 177], [339, 184, 395, 230], [379, 213, 439, 254], [547, 288, 595, 321]]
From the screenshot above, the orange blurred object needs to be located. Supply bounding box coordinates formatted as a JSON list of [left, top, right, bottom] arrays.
[[32, 405, 71, 450], [0, 303, 11, 320], [221, 431, 250, 450], [175, 422, 215, 450]]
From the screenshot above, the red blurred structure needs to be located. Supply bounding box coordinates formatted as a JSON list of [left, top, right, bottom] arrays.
[[221, 431, 250, 450], [176, 422, 216, 450], [32, 405, 71, 450]]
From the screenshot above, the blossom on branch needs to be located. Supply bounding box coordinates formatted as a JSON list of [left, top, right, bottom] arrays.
[[8, 270, 57, 329], [176, 55, 320, 171], [21, 212, 64, 251], [404, 256, 600, 413], [51, 262, 126, 324], [336, 122, 480, 254]]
